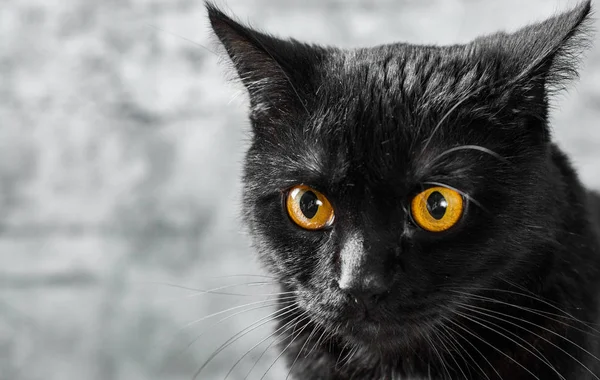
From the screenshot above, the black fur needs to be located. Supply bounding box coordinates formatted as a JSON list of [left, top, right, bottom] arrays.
[[208, 2, 600, 379]]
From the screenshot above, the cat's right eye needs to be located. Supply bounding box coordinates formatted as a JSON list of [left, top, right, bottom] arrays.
[[286, 185, 335, 230]]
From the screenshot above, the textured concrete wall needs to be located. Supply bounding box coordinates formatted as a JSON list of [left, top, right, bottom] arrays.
[[1, 0, 599, 379]]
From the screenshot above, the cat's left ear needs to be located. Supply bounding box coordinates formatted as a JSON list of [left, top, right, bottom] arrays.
[[500, 1, 593, 102], [207, 3, 323, 121], [476, 1, 593, 138], [509, 0, 592, 89]]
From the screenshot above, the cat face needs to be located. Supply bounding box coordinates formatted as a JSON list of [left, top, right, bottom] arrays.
[[208, 1, 591, 350]]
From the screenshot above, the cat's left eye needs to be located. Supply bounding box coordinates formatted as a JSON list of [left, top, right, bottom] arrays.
[[286, 185, 335, 230], [411, 186, 464, 232]]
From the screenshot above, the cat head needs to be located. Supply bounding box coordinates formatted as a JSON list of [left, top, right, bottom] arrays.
[[208, 2, 593, 349]]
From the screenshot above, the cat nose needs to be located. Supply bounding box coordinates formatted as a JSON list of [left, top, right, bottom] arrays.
[[338, 276, 389, 309], [337, 232, 393, 309]]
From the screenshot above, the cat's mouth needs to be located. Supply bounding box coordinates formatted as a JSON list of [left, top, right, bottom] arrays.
[[296, 289, 443, 347]]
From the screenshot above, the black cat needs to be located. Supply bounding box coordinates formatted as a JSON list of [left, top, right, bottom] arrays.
[[208, 1, 600, 379]]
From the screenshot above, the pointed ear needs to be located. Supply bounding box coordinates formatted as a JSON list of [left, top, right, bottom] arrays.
[[206, 3, 322, 120], [507, 0, 593, 93], [474, 1, 594, 138]]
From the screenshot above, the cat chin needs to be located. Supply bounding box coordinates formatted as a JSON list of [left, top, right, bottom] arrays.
[[328, 314, 440, 354]]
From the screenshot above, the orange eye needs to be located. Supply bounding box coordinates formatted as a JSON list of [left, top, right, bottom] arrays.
[[286, 185, 335, 230], [411, 186, 464, 232]]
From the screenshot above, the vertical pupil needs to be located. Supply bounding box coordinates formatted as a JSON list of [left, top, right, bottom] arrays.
[[427, 191, 448, 220], [299, 191, 319, 219]]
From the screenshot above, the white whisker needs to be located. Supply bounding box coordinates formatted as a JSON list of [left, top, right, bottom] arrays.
[[225, 311, 307, 380], [442, 318, 501, 380], [454, 308, 566, 379], [259, 313, 311, 380], [457, 302, 599, 380], [445, 315, 539, 379], [192, 303, 300, 379]]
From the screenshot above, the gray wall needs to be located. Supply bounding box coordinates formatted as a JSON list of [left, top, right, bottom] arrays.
[[1, 0, 599, 379]]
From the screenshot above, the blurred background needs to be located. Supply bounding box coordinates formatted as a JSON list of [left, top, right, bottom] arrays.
[[1, 0, 600, 379]]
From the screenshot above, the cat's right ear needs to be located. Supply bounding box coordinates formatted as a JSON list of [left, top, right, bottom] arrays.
[[206, 3, 322, 120]]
